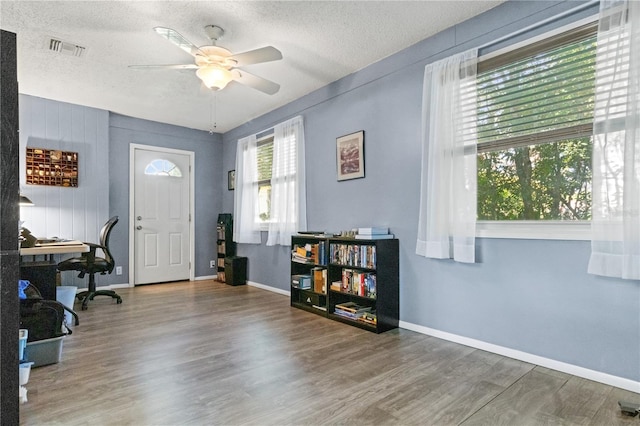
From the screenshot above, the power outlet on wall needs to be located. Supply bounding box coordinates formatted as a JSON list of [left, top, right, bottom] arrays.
[[210, 260, 215, 269], [115, 266, 122, 275]]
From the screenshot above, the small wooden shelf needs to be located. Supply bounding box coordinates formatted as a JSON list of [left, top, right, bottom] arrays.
[[26, 147, 78, 187]]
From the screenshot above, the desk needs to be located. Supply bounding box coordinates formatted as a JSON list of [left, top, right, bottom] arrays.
[[20, 242, 89, 258], [20, 243, 89, 300]]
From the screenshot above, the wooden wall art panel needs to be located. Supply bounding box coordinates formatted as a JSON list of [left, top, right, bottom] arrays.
[[26, 147, 78, 187]]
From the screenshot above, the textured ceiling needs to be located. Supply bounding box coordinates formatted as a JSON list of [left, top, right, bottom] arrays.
[[1, 1, 505, 133]]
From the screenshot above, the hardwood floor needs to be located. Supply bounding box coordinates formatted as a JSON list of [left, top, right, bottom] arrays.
[[20, 280, 639, 425]]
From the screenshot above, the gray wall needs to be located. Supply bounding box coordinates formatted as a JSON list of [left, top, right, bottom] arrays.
[[221, 1, 640, 383], [19, 96, 110, 242], [17, 97, 222, 286], [109, 113, 222, 281], [18, 95, 111, 288]]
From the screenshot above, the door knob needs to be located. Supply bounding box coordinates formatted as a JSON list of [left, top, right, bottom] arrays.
[[136, 226, 142, 230], [137, 216, 142, 221]]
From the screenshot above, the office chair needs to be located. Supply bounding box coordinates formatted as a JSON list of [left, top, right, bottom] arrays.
[[57, 216, 123, 310]]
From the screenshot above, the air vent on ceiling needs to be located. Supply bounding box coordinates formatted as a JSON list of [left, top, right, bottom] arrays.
[[48, 38, 86, 57]]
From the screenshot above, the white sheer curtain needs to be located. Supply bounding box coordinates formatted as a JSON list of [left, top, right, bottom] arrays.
[[266, 115, 307, 246], [416, 49, 478, 263], [233, 134, 261, 244], [588, 0, 640, 280]]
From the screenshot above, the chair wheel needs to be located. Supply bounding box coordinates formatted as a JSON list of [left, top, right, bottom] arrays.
[[116, 298, 123, 304], [81, 305, 88, 311]]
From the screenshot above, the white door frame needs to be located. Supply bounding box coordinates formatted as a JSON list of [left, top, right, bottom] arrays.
[[129, 143, 195, 285]]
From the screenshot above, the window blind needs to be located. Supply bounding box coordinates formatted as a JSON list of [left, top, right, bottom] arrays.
[[256, 137, 273, 184], [476, 23, 600, 153]]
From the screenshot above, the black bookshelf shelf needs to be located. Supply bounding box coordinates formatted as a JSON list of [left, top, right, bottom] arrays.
[[290, 235, 328, 317], [290, 235, 399, 333]]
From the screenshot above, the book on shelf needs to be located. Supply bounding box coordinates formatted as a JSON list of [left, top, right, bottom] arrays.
[[217, 241, 226, 254], [338, 269, 376, 297], [330, 243, 376, 268], [341, 268, 353, 293], [217, 226, 226, 240], [312, 267, 327, 293], [333, 309, 366, 320], [333, 302, 372, 320], [359, 311, 377, 325], [291, 241, 327, 264], [357, 227, 389, 235], [292, 274, 312, 289], [335, 301, 371, 314], [355, 233, 394, 240]]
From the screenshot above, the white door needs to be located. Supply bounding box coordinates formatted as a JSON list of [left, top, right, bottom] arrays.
[[132, 147, 192, 284]]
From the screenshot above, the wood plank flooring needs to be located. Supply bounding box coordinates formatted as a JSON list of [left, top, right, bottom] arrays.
[[19, 280, 639, 425]]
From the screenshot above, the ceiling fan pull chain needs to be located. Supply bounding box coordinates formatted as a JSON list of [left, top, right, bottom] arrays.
[[209, 92, 217, 134]]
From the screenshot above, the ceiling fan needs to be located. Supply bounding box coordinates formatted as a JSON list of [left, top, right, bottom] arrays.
[[130, 25, 282, 94]]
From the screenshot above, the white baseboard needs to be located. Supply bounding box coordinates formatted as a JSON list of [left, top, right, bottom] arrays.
[[247, 280, 290, 297], [77, 283, 130, 291], [399, 321, 640, 394], [195, 275, 216, 281], [109, 283, 130, 289]]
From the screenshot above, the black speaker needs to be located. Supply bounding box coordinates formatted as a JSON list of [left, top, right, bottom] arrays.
[[224, 256, 247, 286]]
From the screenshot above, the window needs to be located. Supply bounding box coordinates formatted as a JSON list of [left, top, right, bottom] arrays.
[[144, 159, 182, 177], [234, 115, 306, 246], [256, 136, 274, 223], [476, 23, 597, 229]]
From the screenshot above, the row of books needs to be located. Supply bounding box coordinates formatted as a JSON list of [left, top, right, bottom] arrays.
[[291, 241, 328, 265], [216, 226, 227, 240], [330, 269, 376, 298], [330, 243, 377, 269], [292, 267, 327, 293], [217, 241, 226, 254], [333, 302, 377, 325]]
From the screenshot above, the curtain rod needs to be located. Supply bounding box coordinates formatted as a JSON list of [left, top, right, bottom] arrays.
[[479, 0, 600, 51]]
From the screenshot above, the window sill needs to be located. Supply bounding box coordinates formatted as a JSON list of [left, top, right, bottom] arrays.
[[476, 221, 590, 241]]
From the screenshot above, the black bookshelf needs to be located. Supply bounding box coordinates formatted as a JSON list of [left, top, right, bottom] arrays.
[[290, 235, 329, 317], [290, 235, 399, 333], [216, 214, 235, 282]]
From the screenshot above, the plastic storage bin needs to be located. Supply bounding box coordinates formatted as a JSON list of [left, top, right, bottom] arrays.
[[19, 329, 28, 360], [24, 336, 64, 367], [19, 362, 34, 385], [56, 285, 77, 326]]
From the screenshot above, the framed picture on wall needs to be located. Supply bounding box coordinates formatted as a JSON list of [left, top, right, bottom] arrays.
[[228, 170, 235, 190], [336, 130, 364, 181]]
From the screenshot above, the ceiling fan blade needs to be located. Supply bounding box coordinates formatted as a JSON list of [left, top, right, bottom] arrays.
[[233, 70, 280, 95], [230, 46, 282, 67], [153, 26, 206, 57], [129, 64, 199, 70]]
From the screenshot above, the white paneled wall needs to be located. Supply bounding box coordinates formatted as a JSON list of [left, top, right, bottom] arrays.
[[19, 95, 110, 287]]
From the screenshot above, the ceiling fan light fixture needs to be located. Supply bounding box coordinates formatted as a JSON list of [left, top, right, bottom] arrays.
[[196, 65, 232, 91]]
